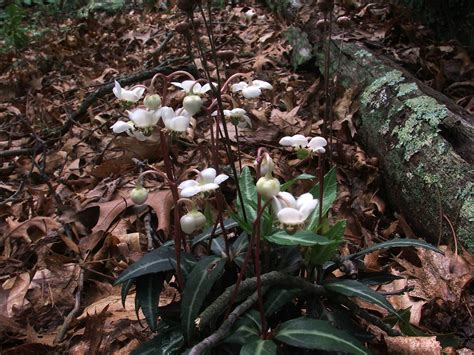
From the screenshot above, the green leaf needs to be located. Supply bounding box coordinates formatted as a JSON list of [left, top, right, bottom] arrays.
[[121, 278, 135, 307], [135, 273, 165, 330], [348, 238, 444, 260], [324, 279, 399, 317], [305, 220, 346, 266], [114, 246, 175, 285], [358, 272, 405, 286], [225, 310, 260, 345], [266, 230, 332, 246], [240, 340, 277, 355], [211, 238, 227, 257], [236, 166, 258, 223], [275, 317, 369, 354], [192, 218, 238, 246], [181, 256, 227, 341], [231, 232, 248, 257], [280, 173, 315, 191], [307, 167, 337, 231], [131, 323, 184, 354], [264, 288, 300, 316]]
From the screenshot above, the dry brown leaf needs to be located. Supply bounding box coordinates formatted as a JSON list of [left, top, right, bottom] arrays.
[[91, 198, 132, 234], [145, 190, 174, 238], [4, 216, 61, 243], [385, 336, 441, 355], [270, 106, 304, 135], [78, 294, 145, 321], [1, 272, 30, 317], [394, 246, 473, 303]]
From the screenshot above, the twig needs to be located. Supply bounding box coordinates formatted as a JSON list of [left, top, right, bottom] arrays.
[[0, 147, 38, 158], [190, 287, 270, 355], [54, 267, 85, 343]]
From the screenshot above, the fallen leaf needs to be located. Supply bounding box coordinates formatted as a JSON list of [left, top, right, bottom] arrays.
[[385, 336, 441, 355]]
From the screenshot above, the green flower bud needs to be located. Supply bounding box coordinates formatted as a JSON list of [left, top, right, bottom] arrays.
[[256, 176, 281, 200], [144, 94, 162, 110], [180, 210, 206, 234], [183, 95, 202, 116], [130, 185, 148, 205]]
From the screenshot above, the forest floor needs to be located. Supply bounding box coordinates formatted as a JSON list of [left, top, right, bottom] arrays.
[[0, 0, 473, 353]]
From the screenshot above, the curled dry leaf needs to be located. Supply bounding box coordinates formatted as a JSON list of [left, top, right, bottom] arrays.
[[1, 272, 30, 317], [5, 216, 61, 243]]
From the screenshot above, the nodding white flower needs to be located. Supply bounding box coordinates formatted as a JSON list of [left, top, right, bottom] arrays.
[[178, 168, 229, 198], [279, 134, 309, 149], [180, 210, 206, 234], [161, 107, 191, 133], [113, 81, 145, 103], [256, 153, 274, 176], [231, 80, 273, 99], [128, 108, 162, 128], [213, 108, 252, 128], [256, 175, 280, 200], [307, 136, 328, 154], [272, 192, 318, 226], [130, 184, 149, 205], [111, 120, 147, 141], [171, 80, 217, 95]]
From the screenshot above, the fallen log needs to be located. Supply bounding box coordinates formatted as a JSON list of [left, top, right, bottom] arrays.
[[309, 38, 473, 249]]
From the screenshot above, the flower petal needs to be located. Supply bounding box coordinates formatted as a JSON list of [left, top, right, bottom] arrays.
[[131, 86, 145, 100], [242, 86, 261, 99], [214, 174, 229, 185], [199, 168, 217, 184], [180, 186, 202, 198], [252, 80, 273, 90], [200, 183, 220, 192], [160, 106, 175, 121], [307, 136, 328, 153], [279, 136, 294, 146], [277, 208, 304, 225], [178, 179, 199, 190], [296, 193, 315, 210], [292, 134, 309, 147], [129, 108, 153, 128], [299, 199, 318, 221], [278, 191, 297, 208], [111, 120, 133, 133], [113, 80, 122, 99], [171, 81, 184, 89], [182, 80, 197, 93], [231, 82, 248, 92]]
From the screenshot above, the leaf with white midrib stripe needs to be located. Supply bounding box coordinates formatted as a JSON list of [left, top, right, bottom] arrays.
[[181, 255, 227, 342], [275, 317, 370, 354], [265, 230, 332, 246], [324, 279, 399, 317], [240, 339, 277, 355]]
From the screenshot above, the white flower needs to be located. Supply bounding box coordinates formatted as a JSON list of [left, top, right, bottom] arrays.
[[307, 136, 328, 154], [128, 108, 161, 128], [272, 192, 318, 226], [113, 81, 145, 103], [180, 210, 206, 234], [178, 168, 229, 198], [213, 108, 252, 128], [161, 107, 191, 133], [231, 80, 273, 99], [244, 9, 256, 19], [111, 120, 147, 141], [171, 80, 217, 95], [279, 134, 309, 149], [299, 47, 312, 60], [256, 153, 274, 176]]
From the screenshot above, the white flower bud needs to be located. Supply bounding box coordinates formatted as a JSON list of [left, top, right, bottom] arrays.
[[180, 210, 206, 234], [183, 95, 202, 116], [256, 176, 281, 200], [130, 185, 148, 205], [257, 153, 274, 176], [144, 94, 162, 110]]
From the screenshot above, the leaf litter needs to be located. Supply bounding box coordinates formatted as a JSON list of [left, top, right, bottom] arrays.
[[0, 0, 472, 353]]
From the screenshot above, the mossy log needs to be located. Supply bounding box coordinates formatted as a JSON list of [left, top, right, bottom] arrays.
[[313, 41, 473, 249]]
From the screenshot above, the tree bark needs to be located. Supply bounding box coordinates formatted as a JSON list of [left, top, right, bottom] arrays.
[[312, 39, 473, 249]]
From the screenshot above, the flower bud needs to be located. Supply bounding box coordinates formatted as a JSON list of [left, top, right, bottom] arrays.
[[256, 176, 281, 200], [183, 95, 202, 116], [144, 94, 162, 110], [256, 153, 274, 176], [180, 210, 206, 234], [130, 185, 148, 205]]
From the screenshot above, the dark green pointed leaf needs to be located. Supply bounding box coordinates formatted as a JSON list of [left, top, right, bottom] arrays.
[[181, 256, 227, 341], [225, 310, 260, 345], [192, 218, 238, 246], [121, 278, 135, 307], [305, 220, 346, 266], [280, 173, 315, 191], [348, 238, 444, 260], [358, 272, 405, 286], [324, 279, 399, 317], [135, 273, 165, 330], [307, 167, 337, 230], [114, 246, 175, 285], [231, 232, 248, 257], [240, 340, 277, 355], [236, 166, 258, 222], [264, 288, 300, 316], [211, 238, 227, 257], [266, 230, 332, 246], [275, 317, 369, 354], [131, 324, 183, 355]]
